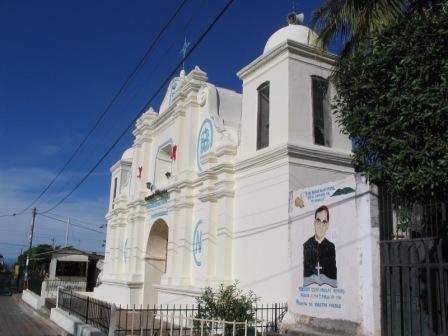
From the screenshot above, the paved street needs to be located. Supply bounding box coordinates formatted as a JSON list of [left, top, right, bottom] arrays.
[[0, 294, 66, 336]]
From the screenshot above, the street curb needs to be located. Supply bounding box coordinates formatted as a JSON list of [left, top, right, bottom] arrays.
[[14, 293, 69, 335]]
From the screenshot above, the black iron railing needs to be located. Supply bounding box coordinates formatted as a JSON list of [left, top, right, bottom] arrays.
[[379, 190, 448, 336], [114, 302, 287, 336], [45, 279, 86, 295], [57, 287, 287, 336], [58, 288, 111, 333], [27, 272, 44, 295]]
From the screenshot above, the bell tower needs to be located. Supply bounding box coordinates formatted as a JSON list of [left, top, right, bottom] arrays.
[[237, 13, 351, 156]]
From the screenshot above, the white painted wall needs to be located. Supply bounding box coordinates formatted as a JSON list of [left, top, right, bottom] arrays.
[[22, 289, 43, 310], [234, 159, 290, 302]]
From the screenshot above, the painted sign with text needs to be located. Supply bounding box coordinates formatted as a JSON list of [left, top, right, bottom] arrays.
[[289, 176, 358, 321]]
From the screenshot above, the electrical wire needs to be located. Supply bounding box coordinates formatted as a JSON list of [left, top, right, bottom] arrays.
[[0, 212, 28, 219], [39, 0, 236, 214], [0, 242, 27, 247], [38, 0, 208, 201], [12, 0, 191, 216], [38, 213, 105, 234], [47, 211, 107, 228]]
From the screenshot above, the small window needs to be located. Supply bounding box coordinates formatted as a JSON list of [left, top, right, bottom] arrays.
[[257, 82, 270, 150], [154, 143, 173, 189], [312, 76, 331, 146], [56, 261, 87, 277], [112, 177, 118, 200]]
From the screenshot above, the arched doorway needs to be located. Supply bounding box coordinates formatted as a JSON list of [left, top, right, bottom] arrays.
[[143, 219, 169, 306]]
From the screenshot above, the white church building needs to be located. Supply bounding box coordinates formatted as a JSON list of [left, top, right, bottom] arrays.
[[94, 15, 356, 310]]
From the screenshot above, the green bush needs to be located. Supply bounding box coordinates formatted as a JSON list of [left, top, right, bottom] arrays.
[[195, 281, 259, 335]]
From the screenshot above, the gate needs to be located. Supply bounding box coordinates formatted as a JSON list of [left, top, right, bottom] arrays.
[[379, 189, 448, 336]]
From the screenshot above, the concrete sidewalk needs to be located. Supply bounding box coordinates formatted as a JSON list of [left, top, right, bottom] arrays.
[[0, 293, 67, 336]]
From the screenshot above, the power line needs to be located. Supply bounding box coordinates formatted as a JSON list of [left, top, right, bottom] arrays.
[[13, 0, 191, 216], [47, 211, 106, 228], [34, 0, 208, 204], [0, 212, 28, 219], [38, 213, 105, 234], [0, 242, 27, 247], [39, 0, 236, 214]]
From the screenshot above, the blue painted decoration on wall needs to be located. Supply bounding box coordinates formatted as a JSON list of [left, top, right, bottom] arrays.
[[123, 239, 128, 264], [196, 119, 214, 171], [192, 220, 203, 267]]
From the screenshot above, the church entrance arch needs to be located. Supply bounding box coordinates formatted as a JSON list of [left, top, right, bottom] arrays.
[[143, 219, 168, 306]]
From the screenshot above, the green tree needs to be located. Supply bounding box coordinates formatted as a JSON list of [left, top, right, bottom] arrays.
[[16, 244, 54, 271], [311, 0, 437, 57], [332, 3, 448, 202], [195, 282, 259, 334]]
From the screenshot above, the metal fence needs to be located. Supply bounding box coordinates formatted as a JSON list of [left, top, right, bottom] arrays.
[[113, 302, 287, 336], [57, 288, 287, 336], [28, 272, 44, 295], [58, 288, 111, 333], [379, 190, 448, 336], [44, 279, 86, 298]]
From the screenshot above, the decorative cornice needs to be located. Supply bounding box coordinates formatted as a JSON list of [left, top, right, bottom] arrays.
[[236, 142, 352, 173], [101, 279, 144, 289], [237, 40, 337, 80], [110, 159, 132, 173], [154, 284, 202, 297], [287, 143, 352, 167]]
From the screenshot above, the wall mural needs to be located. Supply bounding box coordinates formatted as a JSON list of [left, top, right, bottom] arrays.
[[196, 119, 213, 171], [303, 204, 337, 288], [289, 177, 357, 319], [192, 220, 203, 267]]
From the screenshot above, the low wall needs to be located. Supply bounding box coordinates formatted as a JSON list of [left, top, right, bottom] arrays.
[[50, 307, 106, 336], [22, 289, 43, 310]]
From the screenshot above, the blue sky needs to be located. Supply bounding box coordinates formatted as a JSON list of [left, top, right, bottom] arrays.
[[0, 0, 332, 260]]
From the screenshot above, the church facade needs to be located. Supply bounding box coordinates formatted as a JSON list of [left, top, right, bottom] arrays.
[[94, 18, 354, 308]]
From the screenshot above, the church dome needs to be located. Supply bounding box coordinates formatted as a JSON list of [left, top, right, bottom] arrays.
[[263, 24, 319, 54], [121, 147, 134, 161]]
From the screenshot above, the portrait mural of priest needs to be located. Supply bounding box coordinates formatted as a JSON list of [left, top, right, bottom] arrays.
[[303, 205, 337, 288]]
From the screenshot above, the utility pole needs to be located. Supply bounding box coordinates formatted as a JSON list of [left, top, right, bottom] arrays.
[[24, 208, 37, 287], [65, 217, 70, 247]]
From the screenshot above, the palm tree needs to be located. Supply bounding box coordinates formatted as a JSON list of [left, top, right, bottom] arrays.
[[311, 0, 435, 57]]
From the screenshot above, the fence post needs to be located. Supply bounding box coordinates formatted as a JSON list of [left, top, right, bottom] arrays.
[[69, 290, 72, 315], [109, 304, 117, 336], [56, 286, 60, 308], [40, 279, 46, 299], [86, 296, 90, 323], [274, 303, 278, 332]]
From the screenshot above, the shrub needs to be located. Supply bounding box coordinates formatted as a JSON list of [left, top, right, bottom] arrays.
[[195, 281, 259, 335]]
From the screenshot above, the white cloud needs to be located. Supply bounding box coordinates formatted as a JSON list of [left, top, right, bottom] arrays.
[[0, 166, 108, 260], [35, 144, 62, 156]]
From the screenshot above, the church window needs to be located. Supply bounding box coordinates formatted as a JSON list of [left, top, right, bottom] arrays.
[[154, 143, 173, 189], [311, 76, 331, 147], [257, 81, 270, 150], [112, 177, 118, 200]]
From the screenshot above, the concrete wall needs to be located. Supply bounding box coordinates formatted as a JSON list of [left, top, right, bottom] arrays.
[[50, 307, 106, 336], [22, 289, 43, 310]]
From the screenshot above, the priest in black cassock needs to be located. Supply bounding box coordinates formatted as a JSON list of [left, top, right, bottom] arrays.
[[303, 205, 337, 287]]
